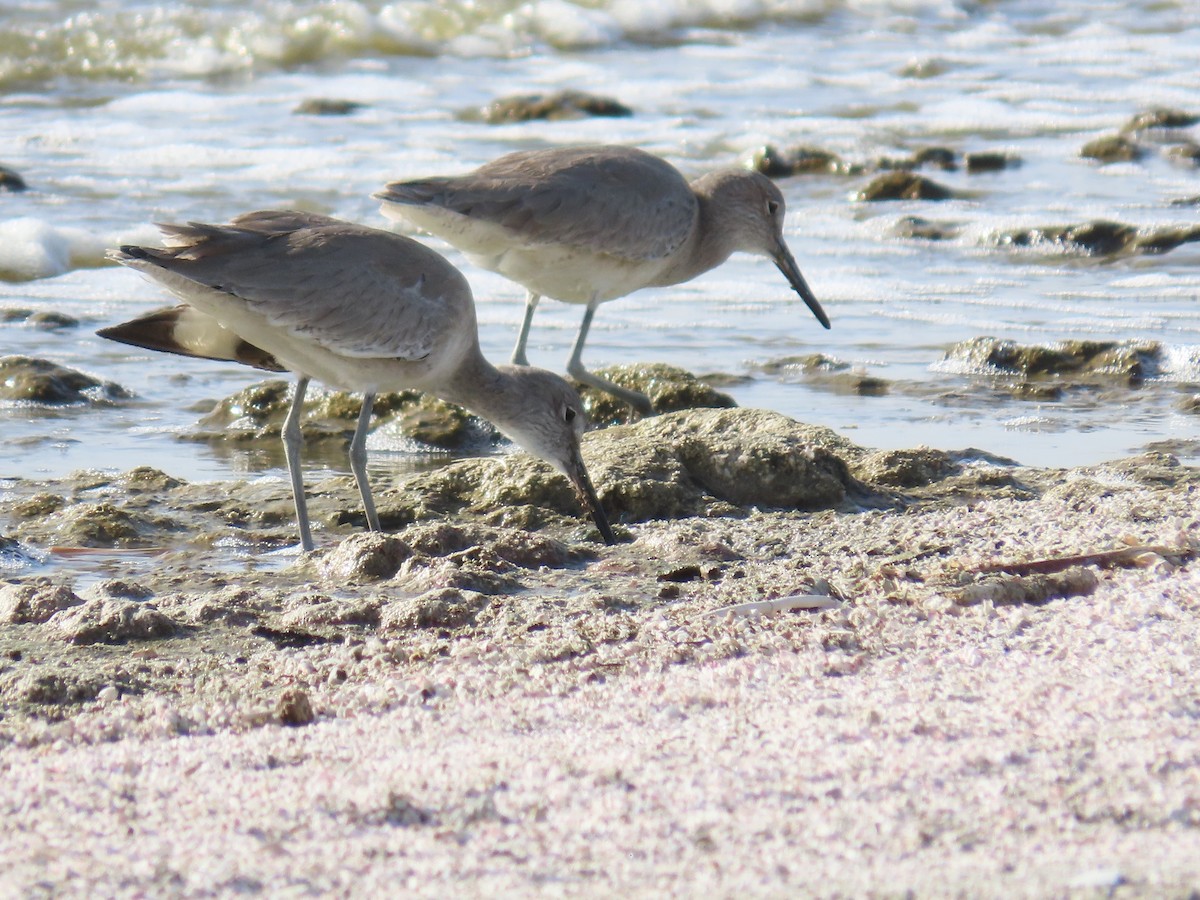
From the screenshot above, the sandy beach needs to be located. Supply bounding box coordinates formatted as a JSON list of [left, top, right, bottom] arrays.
[[2, 405, 1198, 897]]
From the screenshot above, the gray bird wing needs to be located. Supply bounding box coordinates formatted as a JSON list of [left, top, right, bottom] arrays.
[[120, 212, 472, 361], [382, 147, 699, 262]]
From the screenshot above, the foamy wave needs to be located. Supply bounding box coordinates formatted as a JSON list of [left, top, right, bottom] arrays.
[[1162, 345, 1200, 382], [0, 219, 98, 281], [0, 0, 900, 87], [0, 219, 159, 282]]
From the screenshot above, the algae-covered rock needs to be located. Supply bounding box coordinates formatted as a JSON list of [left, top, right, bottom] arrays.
[[0, 582, 83, 624], [1121, 108, 1199, 133], [380, 588, 491, 631], [754, 144, 1022, 179], [953, 566, 1098, 606], [191, 381, 495, 450], [322, 532, 414, 582], [271, 595, 381, 632], [276, 688, 315, 726], [1177, 394, 1200, 414], [11, 492, 65, 518], [1011, 381, 1064, 401], [1165, 143, 1200, 167], [392, 555, 523, 596], [575, 363, 737, 426], [912, 146, 958, 170], [51, 598, 178, 644], [377, 408, 869, 531], [1080, 134, 1144, 163], [83, 580, 155, 601], [119, 467, 184, 493], [945, 337, 1163, 383], [750, 145, 851, 177], [996, 221, 1138, 255], [854, 447, 960, 488], [461, 454, 586, 519], [0, 164, 26, 192], [1059, 222, 1137, 254], [965, 151, 1020, 173], [52, 502, 155, 548], [0, 535, 39, 570], [892, 216, 961, 241], [6, 671, 106, 705], [994, 220, 1200, 257], [879, 147, 958, 172], [755, 353, 849, 376], [857, 172, 954, 201], [589, 409, 867, 521], [819, 372, 888, 396], [0, 308, 80, 329], [1131, 224, 1200, 254], [660, 409, 857, 509], [402, 522, 584, 569], [573, 438, 702, 523], [193, 380, 340, 442], [1077, 452, 1190, 489], [0, 356, 130, 405], [753, 355, 889, 396], [293, 98, 364, 116], [478, 90, 632, 123], [154, 585, 272, 627], [898, 57, 950, 78], [397, 398, 496, 449]]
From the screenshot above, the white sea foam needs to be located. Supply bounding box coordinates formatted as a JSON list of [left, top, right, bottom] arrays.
[[0, 218, 164, 284], [1162, 345, 1200, 382], [0, 219, 102, 282]]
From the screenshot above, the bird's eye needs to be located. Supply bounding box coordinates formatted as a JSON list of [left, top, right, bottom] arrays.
[[767, 199, 780, 216], [564, 406, 577, 423]]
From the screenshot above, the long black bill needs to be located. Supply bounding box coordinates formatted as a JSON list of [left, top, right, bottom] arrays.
[[567, 455, 617, 545], [774, 241, 831, 330]]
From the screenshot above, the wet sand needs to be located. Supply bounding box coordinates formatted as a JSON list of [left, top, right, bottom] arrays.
[[2, 405, 1199, 896]]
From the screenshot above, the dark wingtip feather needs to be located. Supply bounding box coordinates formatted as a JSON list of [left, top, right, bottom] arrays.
[[374, 182, 441, 206], [109, 244, 175, 266], [97, 305, 286, 373]]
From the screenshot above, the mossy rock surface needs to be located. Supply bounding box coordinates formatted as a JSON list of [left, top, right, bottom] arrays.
[[964, 151, 1020, 173], [858, 172, 954, 201], [854, 447, 960, 488], [0, 356, 130, 405], [893, 216, 961, 241], [0, 164, 25, 192], [0, 308, 79, 329], [878, 146, 958, 172], [944, 337, 1163, 383], [478, 90, 632, 123], [752, 354, 889, 397], [575, 363, 737, 426], [1121, 107, 1198, 133], [192, 381, 498, 450], [293, 98, 364, 116], [374, 408, 873, 532], [1080, 134, 1144, 163], [995, 220, 1200, 257], [750, 144, 851, 177]]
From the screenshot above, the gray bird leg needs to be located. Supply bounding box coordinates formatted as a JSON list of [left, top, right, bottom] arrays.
[[282, 375, 315, 552], [510, 291, 541, 366], [566, 299, 654, 416], [349, 392, 381, 532]]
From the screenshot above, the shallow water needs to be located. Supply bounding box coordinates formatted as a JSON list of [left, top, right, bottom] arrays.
[[1, 0, 1198, 492]]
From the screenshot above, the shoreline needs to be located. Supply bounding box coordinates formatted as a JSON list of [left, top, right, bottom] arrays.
[[2, 406, 1199, 895]]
